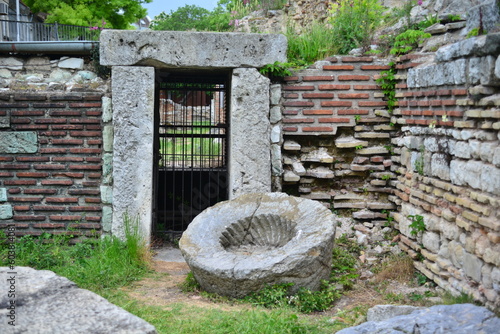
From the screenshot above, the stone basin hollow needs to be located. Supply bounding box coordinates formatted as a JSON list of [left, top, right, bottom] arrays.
[[219, 214, 297, 254]]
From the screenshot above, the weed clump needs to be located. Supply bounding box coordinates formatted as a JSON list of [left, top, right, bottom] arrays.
[[0, 215, 151, 294]]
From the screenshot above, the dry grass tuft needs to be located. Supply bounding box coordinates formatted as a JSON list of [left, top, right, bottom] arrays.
[[372, 253, 415, 284]]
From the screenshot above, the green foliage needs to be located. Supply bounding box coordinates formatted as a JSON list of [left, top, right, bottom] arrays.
[[294, 283, 341, 313], [286, 21, 338, 63], [408, 291, 435, 301], [330, 242, 360, 289], [328, 0, 386, 54], [180, 272, 202, 292], [415, 272, 429, 286], [447, 14, 462, 22], [243, 236, 359, 313], [415, 145, 425, 175], [114, 298, 326, 334], [354, 115, 361, 123], [0, 232, 80, 269], [0, 215, 150, 293], [408, 214, 425, 236], [384, 145, 394, 155], [384, 292, 405, 302], [355, 145, 363, 150], [24, 0, 151, 29], [389, 29, 431, 55], [150, 1, 288, 32], [442, 291, 478, 305], [382, 210, 395, 229], [244, 281, 341, 313], [221, 0, 288, 13], [259, 61, 293, 79], [466, 27, 481, 38], [415, 14, 440, 30], [376, 62, 397, 113], [245, 283, 295, 309], [150, 5, 213, 31]]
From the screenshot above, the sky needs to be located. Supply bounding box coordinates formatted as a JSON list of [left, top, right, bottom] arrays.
[[143, 0, 219, 20]]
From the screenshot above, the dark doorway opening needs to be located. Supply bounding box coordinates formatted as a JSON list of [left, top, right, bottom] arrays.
[[153, 71, 230, 240]]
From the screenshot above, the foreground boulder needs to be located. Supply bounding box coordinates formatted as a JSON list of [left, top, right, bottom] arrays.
[[0, 267, 156, 334], [179, 192, 337, 298], [338, 303, 500, 334]]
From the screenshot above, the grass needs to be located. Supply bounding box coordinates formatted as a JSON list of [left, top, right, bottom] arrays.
[[371, 253, 415, 283], [239, 235, 361, 314], [286, 21, 339, 63], [106, 294, 334, 334], [160, 122, 222, 165], [0, 215, 150, 294], [0, 225, 485, 333]]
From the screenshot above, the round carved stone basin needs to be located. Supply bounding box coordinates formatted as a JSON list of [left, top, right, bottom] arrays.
[[179, 192, 337, 298]]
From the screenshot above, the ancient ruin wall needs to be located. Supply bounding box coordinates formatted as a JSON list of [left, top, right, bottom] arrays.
[[281, 56, 396, 222], [0, 56, 109, 237], [280, 40, 500, 309], [0, 33, 499, 310], [389, 34, 500, 310]]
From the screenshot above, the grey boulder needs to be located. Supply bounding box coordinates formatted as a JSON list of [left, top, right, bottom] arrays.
[[0, 267, 156, 334], [338, 303, 500, 334], [179, 192, 337, 298]]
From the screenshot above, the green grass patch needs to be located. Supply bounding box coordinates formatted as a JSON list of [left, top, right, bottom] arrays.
[[241, 235, 360, 313], [286, 21, 339, 63], [0, 215, 150, 294], [105, 290, 335, 334]]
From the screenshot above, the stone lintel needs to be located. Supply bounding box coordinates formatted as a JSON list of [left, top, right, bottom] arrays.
[[100, 30, 287, 68]]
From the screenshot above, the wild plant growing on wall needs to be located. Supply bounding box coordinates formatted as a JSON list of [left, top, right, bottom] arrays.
[[328, 0, 386, 54], [286, 21, 339, 63]]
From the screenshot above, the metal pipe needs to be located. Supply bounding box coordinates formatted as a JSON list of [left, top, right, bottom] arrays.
[[0, 41, 99, 54], [15, 0, 19, 41]]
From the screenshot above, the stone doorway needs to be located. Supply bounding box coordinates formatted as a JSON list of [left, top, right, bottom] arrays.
[[99, 30, 287, 243]]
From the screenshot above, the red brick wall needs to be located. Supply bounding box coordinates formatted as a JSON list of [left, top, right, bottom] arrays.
[[0, 92, 104, 237], [393, 54, 468, 128], [280, 55, 397, 218], [282, 56, 390, 135]]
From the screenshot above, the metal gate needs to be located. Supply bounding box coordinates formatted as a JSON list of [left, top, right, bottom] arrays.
[[153, 71, 229, 239]]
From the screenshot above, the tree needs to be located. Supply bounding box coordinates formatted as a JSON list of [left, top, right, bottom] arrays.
[[150, 2, 236, 32], [150, 5, 211, 31], [23, 0, 151, 29]]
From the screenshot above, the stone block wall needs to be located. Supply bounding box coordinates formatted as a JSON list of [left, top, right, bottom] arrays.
[[281, 56, 397, 243], [280, 45, 500, 309], [0, 56, 108, 237], [389, 34, 500, 309]]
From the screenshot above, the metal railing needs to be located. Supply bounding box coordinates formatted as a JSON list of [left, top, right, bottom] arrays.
[[0, 20, 101, 42]]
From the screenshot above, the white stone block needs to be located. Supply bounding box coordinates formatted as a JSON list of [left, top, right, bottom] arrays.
[[422, 231, 440, 253], [112, 66, 155, 243], [292, 161, 306, 176], [58, 57, 84, 69], [0, 57, 23, 70], [0, 204, 13, 220], [230, 68, 271, 198], [270, 125, 281, 143]]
